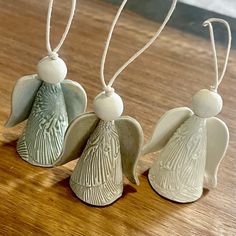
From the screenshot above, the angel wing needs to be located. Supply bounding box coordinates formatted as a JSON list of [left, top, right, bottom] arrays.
[[61, 79, 87, 123], [141, 107, 194, 156], [115, 116, 143, 185], [53, 112, 99, 166], [204, 117, 229, 189], [5, 74, 42, 127]]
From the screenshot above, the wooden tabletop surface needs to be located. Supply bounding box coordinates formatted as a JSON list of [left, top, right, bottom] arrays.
[[0, 0, 236, 235]]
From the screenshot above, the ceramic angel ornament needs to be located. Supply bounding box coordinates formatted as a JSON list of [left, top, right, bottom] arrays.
[[53, 0, 177, 206], [142, 18, 231, 203], [5, 0, 87, 167]]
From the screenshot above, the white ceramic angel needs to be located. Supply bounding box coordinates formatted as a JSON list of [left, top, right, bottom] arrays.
[[142, 18, 231, 203], [5, 0, 87, 167], [53, 0, 177, 206]]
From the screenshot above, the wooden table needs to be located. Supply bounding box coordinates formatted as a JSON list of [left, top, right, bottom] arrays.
[[0, 0, 236, 235]]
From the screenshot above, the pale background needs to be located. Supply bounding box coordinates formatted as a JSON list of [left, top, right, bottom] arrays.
[[180, 0, 236, 18]]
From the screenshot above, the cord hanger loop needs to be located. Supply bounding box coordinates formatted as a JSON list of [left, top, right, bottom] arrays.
[[46, 0, 76, 59], [203, 18, 232, 91], [100, 0, 177, 93]]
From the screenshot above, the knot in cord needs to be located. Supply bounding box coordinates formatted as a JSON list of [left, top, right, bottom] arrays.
[[48, 51, 59, 60], [210, 85, 217, 93], [46, 0, 76, 59], [104, 86, 115, 96]]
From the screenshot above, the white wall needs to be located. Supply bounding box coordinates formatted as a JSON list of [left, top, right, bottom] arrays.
[[179, 0, 236, 18]]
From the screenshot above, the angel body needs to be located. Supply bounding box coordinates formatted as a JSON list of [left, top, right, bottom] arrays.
[[143, 18, 231, 203], [16, 79, 68, 166], [6, 68, 86, 167], [55, 111, 143, 206], [54, 0, 176, 206], [149, 113, 207, 202], [5, 0, 87, 167], [70, 119, 123, 205], [143, 95, 229, 203], [6, 72, 86, 167]]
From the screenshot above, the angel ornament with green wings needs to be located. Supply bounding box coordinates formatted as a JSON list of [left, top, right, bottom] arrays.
[[142, 18, 231, 203], [54, 0, 177, 206], [5, 0, 87, 167]]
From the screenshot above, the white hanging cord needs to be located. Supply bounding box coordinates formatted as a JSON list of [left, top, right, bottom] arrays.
[[203, 18, 232, 91], [100, 0, 177, 94], [46, 0, 76, 59]]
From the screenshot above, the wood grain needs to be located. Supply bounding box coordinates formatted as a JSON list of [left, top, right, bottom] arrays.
[[0, 0, 236, 235]]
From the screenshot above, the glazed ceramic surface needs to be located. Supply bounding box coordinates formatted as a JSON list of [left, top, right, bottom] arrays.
[[143, 107, 229, 203], [149, 115, 207, 202], [143, 18, 231, 203], [55, 112, 143, 206], [5, 0, 85, 167], [17, 82, 68, 166], [70, 120, 123, 206], [6, 75, 87, 167]]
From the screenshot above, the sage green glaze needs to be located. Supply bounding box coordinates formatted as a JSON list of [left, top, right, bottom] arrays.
[[5, 75, 42, 127], [6, 74, 87, 167], [17, 82, 68, 167]]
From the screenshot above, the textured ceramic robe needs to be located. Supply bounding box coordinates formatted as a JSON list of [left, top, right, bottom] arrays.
[[70, 120, 123, 205], [17, 82, 68, 166], [149, 115, 207, 202], [53, 112, 143, 206]]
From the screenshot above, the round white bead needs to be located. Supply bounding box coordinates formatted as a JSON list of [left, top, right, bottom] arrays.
[[93, 91, 124, 121], [37, 56, 67, 84], [192, 89, 223, 118]]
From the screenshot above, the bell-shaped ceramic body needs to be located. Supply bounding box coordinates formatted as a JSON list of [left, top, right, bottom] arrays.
[[5, 74, 87, 167], [17, 82, 68, 166], [54, 112, 143, 206], [70, 120, 123, 205], [142, 17, 231, 203], [149, 115, 207, 202], [142, 105, 229, 203]]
